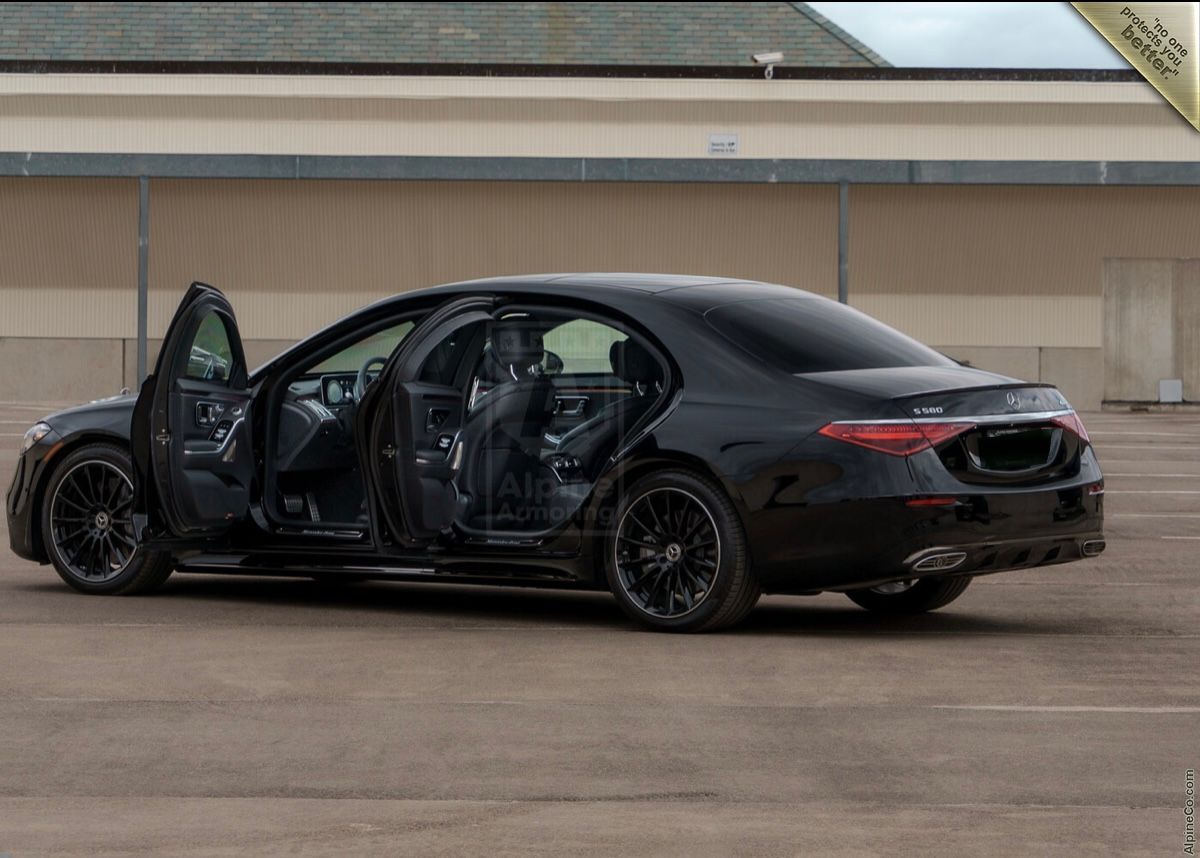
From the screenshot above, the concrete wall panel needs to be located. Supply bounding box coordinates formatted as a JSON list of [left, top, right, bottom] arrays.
[[934, 346, 1040, 383], [1173, 259, 1200, 402], [0, 337, 123, 403], [1039, 348, 1104, 412], [1103, 258, 1192, 402]]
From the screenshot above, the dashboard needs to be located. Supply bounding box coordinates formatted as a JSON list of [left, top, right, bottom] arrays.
[[286, 371, 379, 409], [320, 374, 357, 407], [276, 371, 384, 474]]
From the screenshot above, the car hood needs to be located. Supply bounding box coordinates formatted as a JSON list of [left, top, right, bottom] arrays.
[[40, 392, 137, 439]]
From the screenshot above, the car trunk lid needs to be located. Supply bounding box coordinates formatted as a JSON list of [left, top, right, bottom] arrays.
[[802, 366, 1085, 486]]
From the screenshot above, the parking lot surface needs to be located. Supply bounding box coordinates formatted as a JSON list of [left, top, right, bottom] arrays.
[[1, 404, 1196, 856]]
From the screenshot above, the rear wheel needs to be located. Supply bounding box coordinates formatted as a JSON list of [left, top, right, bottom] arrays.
[[41, 443, 174, 595], [607, 469, 759, 632], [845, 576, 971, 614]]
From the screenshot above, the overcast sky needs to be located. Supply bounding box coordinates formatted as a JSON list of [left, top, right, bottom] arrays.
[[807, 2, 1129, 68]]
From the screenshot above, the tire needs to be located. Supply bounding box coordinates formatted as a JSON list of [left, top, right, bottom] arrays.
[[41, 442, 174, 595], [606, 469, 760, 632], [845, 576, 971, 614]]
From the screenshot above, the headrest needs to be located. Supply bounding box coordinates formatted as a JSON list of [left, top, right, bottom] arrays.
[[491, 323, 545, 371], [609, 339, 660, 386]]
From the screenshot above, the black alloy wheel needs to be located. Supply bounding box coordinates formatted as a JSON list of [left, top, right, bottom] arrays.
[[49, 458, 137, 583], [614, 487, 720, 619], [42, 443, 175, 595], [607, 470, 760, 632]]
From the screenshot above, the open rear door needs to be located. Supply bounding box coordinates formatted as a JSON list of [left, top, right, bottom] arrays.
[[358, 296, 494, 547], [132, 282, 254, 541]]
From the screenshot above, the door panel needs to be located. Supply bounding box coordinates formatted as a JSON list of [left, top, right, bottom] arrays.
[[132, 282, 253, 540], [396, 381, 468, 534], [168, 378, 253, 529], [547, 373, 631, 439], [358, 297, 494, 547]]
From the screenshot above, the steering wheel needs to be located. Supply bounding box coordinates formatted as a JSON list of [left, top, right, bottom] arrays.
[[355, 356, 389, 401]]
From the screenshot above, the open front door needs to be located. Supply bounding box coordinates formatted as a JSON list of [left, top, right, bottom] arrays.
[[358, 296, 495, 547], [132, 282, 254, 541]]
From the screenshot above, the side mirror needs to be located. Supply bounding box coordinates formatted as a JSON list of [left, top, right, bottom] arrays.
[[543, 351, 564, 375]]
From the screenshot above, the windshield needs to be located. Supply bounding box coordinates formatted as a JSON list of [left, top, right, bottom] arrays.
[[705, 296, 952, 375]]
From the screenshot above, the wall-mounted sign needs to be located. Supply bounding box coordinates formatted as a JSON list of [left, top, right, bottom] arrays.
[[708, 133, 739, 156]]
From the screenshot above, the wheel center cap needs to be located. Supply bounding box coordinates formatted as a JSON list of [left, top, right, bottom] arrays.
[[664, 543, 682, 563], [94, 511, 111, 531]]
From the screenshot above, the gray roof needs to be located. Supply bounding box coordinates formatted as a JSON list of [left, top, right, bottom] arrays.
[[0, 2, 889, 67]]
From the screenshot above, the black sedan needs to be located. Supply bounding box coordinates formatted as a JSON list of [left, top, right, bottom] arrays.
[[7, 274, 1105, 632]]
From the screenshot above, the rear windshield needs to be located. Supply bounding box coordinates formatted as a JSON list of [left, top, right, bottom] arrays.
[[705, 296, 952, 374]]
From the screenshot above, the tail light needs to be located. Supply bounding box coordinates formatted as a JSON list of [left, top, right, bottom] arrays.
[[818, 421, 975, 457], [1050, 410, 1091, 444]]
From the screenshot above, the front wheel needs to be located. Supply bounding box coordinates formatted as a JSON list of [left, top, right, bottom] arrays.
[[606, 469, 759, 632], [845, 576, 971, 614], [41, 443, 175, 595]]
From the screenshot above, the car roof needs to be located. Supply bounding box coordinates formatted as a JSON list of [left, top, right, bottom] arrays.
[[429, 272, 740, 293], [408, 273, 817, 309], [251, 273, 818, 379]]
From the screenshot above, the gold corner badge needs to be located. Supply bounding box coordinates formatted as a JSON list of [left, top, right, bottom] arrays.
[[1073, 2, 1199, 130]]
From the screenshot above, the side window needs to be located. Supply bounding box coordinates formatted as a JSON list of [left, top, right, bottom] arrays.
[[541, 318, 627, 375], [307, 320, 415, 375], [185, 311, 234, 382]]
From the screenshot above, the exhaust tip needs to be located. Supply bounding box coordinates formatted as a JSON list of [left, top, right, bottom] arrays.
[[1081, 539, 1106, 557], [912, 551, 968, 573]]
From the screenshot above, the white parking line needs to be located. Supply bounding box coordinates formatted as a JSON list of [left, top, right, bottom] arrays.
[[1096, 444, 1200, 450], [1109, 513, 1200, 518], [1162, 536, 1200, 540], [933, 705, 1200, 714], [1090, 431, 1200, 437], [1099, 489, 1200, 496], [1105, 473, 1200, 478]]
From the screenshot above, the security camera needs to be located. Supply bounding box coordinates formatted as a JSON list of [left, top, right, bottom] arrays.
[[751, 51, 783, 79]]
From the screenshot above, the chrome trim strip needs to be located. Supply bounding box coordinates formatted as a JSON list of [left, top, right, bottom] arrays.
[[829, 409, 1074, 426], [911, 551, 968, 572]]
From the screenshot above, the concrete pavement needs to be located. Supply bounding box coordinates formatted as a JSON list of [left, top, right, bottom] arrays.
[[1, 407, 1196, 856]]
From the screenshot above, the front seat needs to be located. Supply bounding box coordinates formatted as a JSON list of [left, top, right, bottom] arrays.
[[454, 322, 555, 527], [556, 338, 663, 479]]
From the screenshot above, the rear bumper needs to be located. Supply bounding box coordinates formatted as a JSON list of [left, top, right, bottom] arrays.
[[817, 531, 1105, 593], [752, 485, 1104, 593]]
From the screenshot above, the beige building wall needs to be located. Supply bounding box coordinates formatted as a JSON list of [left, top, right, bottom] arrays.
[[3, 74, 1200, 163], [848, 185, 1200, 409], [0, 177, 139, 338], [4, 74, 1200, 409], [145, 179, 839, 341], [4, 176, 1199, 410]]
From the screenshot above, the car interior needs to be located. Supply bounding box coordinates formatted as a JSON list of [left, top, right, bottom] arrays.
[[267, 307, 667, 537]]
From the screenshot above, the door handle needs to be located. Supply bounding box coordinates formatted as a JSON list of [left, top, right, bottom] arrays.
[[196, 401, 224, 427], [555, 396, 589, 417]]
